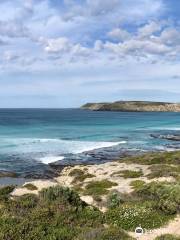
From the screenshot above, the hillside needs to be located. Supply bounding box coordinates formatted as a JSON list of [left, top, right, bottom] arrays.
[[81, 101, 180, 112]]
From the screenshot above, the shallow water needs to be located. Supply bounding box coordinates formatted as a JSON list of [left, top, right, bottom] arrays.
[[0, 177, 33, 186], [0, 108, 180, 176]]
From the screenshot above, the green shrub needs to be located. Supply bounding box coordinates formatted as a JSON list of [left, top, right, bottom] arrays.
[[84, 180, 118, 197], [0, 185, 104, 240], [69, 169, 94, 183], [23, 183, 38, 191], [39, 186, 86, 208], [16, 194, 38, 209], [77, 227, 134, 240], [136, 182, 180, 214], [124, 151, 180, 165], [130, 180, 145, 190], [155, 234, 180, 240], [112, 170, 143, 178], [72, 184, 84, 193], [107, 190, 124, 208], [147, 164, 180, 179], [105, 202, 172, 231], [0, 185, 15, 201]]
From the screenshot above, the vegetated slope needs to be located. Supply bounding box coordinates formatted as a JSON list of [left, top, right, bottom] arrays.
[[81, 101, 180, 112]]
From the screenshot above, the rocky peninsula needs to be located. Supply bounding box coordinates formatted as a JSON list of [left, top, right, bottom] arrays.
[[81, 101, 180, 112]]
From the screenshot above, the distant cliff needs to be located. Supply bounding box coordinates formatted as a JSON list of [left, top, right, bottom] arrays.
[[81, 101, 180, 112]]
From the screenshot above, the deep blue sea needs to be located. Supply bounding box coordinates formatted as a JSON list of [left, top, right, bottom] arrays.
[[0, 109, 180, 177]]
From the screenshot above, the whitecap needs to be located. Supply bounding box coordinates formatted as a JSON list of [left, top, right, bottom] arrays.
[[0, 137, 127, 163], [39, 156, 65, 164], [72, 141, 126, 154]]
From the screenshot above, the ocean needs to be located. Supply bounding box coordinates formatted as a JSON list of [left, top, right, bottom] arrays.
[[0, 108, 180, 177]]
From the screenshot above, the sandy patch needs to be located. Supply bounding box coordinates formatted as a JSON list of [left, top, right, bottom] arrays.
[[11, 179, 57, 197], [56, 161, 174, 195]]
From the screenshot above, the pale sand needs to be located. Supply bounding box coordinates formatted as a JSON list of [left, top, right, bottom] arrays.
[[11, 179, 57, 197], [56, 161, 175, 194]]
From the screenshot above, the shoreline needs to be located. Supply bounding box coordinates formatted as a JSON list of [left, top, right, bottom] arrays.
[[6, 150, 180, 240]]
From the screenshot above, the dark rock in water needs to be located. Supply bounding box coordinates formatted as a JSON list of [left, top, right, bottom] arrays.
[[165, 144, 180, 149], [20, 166, 62, 179], [49, 164, 67, 172], [0, 171, 19, 178], [150, 134, 180, 141]]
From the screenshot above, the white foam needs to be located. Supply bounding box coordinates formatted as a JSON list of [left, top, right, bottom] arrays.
[[155, 146, 179, 152], [39, 140, 126, 164], [1, 137, 126, 164], [144, 127, 180, 131], [39, 156, 65, 164], [73, 141, 126, 154]]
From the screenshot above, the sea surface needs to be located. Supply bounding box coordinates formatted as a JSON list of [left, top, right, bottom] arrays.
[[0, 108, 180, 177]]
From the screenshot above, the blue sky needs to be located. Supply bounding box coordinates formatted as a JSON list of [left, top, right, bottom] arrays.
[[0, 0, 180, 107]]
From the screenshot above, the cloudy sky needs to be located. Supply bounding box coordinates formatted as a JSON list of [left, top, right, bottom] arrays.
[[0, 0, 180, 107]]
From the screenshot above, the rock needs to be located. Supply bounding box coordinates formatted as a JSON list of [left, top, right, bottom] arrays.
[[151, 134, 180, 141], [0, 171, 18, 178]]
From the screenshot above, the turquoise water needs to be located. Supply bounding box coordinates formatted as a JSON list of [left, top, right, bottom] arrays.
[[0, 109, 180, 176]]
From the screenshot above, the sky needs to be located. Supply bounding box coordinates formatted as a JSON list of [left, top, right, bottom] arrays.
[[0, 0, 180, 107]]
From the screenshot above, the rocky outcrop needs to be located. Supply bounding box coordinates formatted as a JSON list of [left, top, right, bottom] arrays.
[[81, 101, 180, 112], [0, 171, 18, 178], [151, 134, 180, 141]]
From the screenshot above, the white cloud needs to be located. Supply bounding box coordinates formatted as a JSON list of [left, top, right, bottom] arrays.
[[0, 20, 29, 38], [104, 39, 170, 58], [160, 28, 180, 45], [138, 21, 162, 38], [42, 37, 92, 61], [3, 51, 19, 61], [108, 28, 131, 41], [59, 0, 164, 23], [86, 0, 120, 16], [44, 37, 72, 53], [94, 40, 103, 51], [0, 0, 178, 71]]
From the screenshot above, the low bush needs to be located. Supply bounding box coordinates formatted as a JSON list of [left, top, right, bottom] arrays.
[[124, 152, 180, 165], [39, 186, 86, 208], [69, 169, 94, 183], [0, 185, 15, 202], [147, 164, 180, 179], [136, 182, 180, 214], [112, 170, 143, 178], [0, 186, 107, 240], [84, 180, 118, 197], [15, 194, 38, 209], [105, 202, 172, 231], [130, 180, 145, 190], [106, 190, 124, 208], [23, 183, 38, 191], [77, 227, 134, 240]]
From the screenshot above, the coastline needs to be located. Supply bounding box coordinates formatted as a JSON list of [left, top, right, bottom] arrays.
[[6, 150, 180, 240]]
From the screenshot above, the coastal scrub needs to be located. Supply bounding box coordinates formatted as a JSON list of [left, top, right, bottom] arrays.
[[112, 170, 143, 178], [84, 180, 118, 197], [23, 183, 38, 191], [69, 168, 95, 183], [0, 185, 136, 240], [105, 202, 172, 231]]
